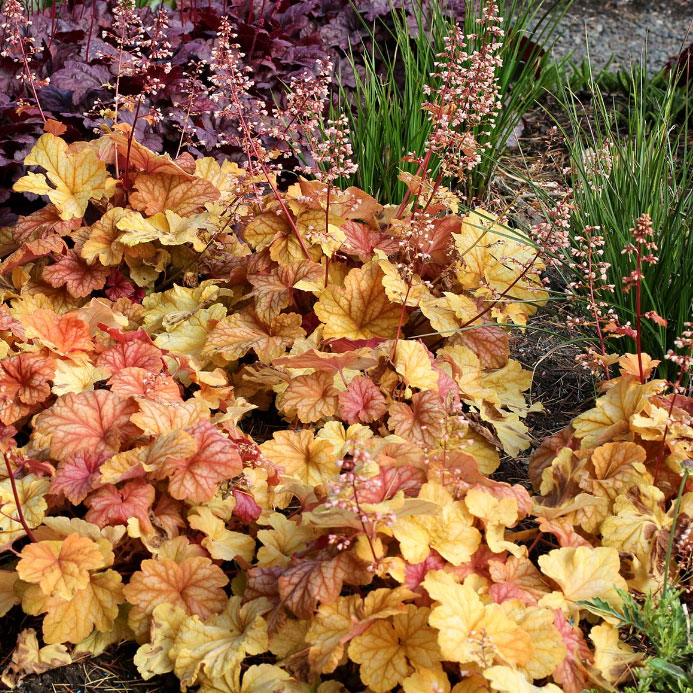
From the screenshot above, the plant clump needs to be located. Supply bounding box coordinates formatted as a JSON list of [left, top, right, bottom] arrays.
[[0, 1, 691, 692]]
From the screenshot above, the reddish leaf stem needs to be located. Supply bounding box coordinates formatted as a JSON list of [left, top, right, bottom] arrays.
[[3, 452, 36, 544]]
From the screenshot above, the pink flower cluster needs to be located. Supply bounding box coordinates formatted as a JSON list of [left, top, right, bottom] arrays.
[[422, 0, 503, 177]]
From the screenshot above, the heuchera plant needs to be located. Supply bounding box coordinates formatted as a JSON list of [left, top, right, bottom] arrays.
[[0, 2, 691, 692]]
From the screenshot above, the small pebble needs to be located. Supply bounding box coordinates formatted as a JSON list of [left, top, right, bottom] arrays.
[[529, 0, 693, 76]]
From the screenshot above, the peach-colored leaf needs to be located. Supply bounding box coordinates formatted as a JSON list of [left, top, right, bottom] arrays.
[[107, 367, 181, 402], [123, 556, 228, 619], [22, 310, 93, 358], [338, 376, 387, 424], [42, 250, 110, 298], [156, 419, 242, 502], [84, 479, 155, 532], [274, 349, 377, 374], [96, 339, 164, 376], [50, 452, 107, 504], [34, 390, 139, 460], [552, 610, 592, 693]]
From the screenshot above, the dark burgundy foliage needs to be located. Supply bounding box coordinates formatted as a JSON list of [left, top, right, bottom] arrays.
[[664, 41, 693, 86], [0, 0, 456, 216]]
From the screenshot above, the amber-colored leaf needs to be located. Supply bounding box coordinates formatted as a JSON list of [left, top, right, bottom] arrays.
[[341, 220, 399, 257], [572, 376, 664, 448], [394, 341, 439, 391], [423, 570, 531, 668], [23, 569, 124, 644], [0, 571, 19, 617], [600, 485, 670, 557], [188, 507, 255, 563], [130, 399, 208, 436], [590, 622, 643, 686], [449, 324, 510, 369], [250, 261, 323, 323], [314, 261, 401, 340], [536, 517, 591, 549], [103, 124, 194, 177], [11, 206, 81, 245], [348, 605, 440, 693], [1, 628, 71, 688], [618, 353, 660, 380], [204, 309, 305, 363], [81, 208, 128, 266], [306, 587, 413, 674], [392, 483, 481, 566], [278, 552, 371, 619], [169, 597, 270, 689], [134, 603, 187, 679], [130, 173, 220, 216], [488, 555, 552, 605], [538, 546, 628, 612], [116, 209, 207, 251], [528, 426, 574, 492], [260, 430, 338, 486], [484, 666, 563, 693], [388, 391, 445, 448], [0, 475, 49, 549], [17, 533, 105, 599], [244, 212, 291, 250], [13, 133, 113, 220], [277, 371, 339, 423]]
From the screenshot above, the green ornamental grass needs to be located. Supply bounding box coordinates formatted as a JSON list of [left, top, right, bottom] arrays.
[[558, 66, 693, 377], [334, 0, 571, 204]]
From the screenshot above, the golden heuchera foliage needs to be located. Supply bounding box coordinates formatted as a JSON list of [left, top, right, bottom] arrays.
[[0, 128, 688, 692]]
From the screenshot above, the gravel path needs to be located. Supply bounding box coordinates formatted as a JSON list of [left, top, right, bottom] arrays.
[[549, 0, 693, 75]]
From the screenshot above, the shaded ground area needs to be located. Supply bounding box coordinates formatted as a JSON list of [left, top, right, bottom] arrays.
[[3, 644, 178, 692]]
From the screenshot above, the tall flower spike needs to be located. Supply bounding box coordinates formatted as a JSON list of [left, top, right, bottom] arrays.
[[566, 225, 621, 377], [0, 0, 46, 121], [422, 0, 503, 178], [209, 17, 312, 258]]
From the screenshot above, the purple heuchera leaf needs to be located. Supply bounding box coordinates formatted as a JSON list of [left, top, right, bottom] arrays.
[[51, 62, 111, 105]]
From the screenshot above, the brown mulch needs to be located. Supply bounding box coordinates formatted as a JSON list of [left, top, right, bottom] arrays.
[[1, 639, 178, 692]]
